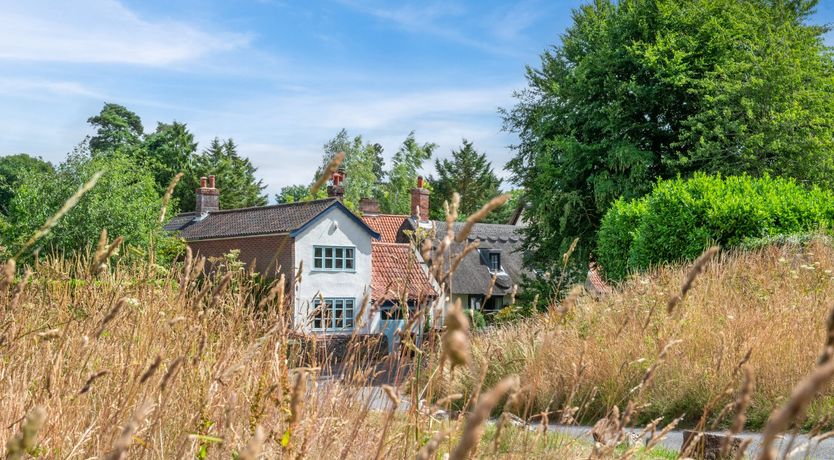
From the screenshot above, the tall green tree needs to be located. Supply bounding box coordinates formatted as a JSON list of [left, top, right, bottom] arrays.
[[318, 129, 384, 208], [179, 138, 268, 211], [3, 146, 163, 256], [503, 0, 834, 286], [379, 132, 436, 215], [429, 139, 501, 220], [142, 121, 198, 206], [0, 154, 53, 215], [275, 184, 310, 204], [87, 103, 144, 155]]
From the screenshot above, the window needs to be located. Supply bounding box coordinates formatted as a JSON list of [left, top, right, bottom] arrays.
[[468, 295, 482, 310], [488, 252, 501, 272], [380, 300, 417, 320], [311, 298, 355, 330], [313, 246, 355, 271], [484, 296, 504, 312]]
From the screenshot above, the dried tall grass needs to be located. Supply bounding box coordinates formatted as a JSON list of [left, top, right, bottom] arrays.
[[462, 241, 834, 433], [5, 171, 834, 458], [0, 192, 595, 460]]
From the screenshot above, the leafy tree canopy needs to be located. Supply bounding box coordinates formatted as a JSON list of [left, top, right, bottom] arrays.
[[503, 0, 834, 285], [429, 139, 502, 220], [379, 132, 436, 215], [275, 184, 310, 204], [87, 103, 144, 154], [0, 154, 53, 215], [3, 145, 163, 256], [317, 129, 384, 209], [142, 121, 198, 202], [179, 138, 269, 211]]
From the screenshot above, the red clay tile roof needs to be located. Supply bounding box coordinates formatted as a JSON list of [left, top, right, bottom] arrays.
[[586, 264, 612, 296], [371, 242, 437, 302], [362, 214, 411, 243]]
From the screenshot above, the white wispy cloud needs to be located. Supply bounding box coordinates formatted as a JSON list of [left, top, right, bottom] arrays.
[[0, 0, 250, 66], [335, 0, 545, 56], [186, 84, 520, 196], [335, 0, 520, 56], [0, 78, 102, 98]]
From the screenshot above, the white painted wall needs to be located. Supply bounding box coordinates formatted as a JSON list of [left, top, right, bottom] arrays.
[[293, 207, 373, 334]]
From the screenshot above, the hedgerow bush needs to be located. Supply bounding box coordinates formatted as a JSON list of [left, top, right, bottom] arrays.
[[594, 199, 648, 281], [597, 174, 834, 281]]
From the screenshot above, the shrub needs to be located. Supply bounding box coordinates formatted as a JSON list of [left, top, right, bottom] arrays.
[[597, 174, 834, 281], [465, 308, 487, 330], [595, 199, 647, 281]]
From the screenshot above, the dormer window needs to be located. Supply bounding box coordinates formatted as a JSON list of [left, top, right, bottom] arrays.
[[488, 252, 501, 272]]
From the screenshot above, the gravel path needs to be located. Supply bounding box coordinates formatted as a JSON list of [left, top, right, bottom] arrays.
[[348, 382, 834, 458]]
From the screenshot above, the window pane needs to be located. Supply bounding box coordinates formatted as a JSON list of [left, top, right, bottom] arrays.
[[490, 254, 500, 271], [312, 300, 321, 329], [324, 257, 333, 269], [314, 257, 322, 269], [345, 249, 354, 270], [335, 248, 343, 259], [325, 248, 333, 258], [335, 257, 343, 269], [345, 300, 353, 328], [315, 247, 322, 258]]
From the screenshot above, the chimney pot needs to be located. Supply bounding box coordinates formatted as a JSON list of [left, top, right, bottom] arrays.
[[417, 176, 424, 189], [208, 175, 216, 188], [200, 176, 207, 188], [327, 171, 346, 200]]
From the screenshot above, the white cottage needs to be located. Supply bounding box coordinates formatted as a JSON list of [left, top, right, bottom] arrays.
[[164, 174, 438, 341]]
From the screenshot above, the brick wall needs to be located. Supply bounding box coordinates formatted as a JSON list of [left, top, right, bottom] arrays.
[[188, 234, 295, 282]]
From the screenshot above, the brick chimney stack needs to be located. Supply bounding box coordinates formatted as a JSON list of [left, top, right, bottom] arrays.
[[195, 175, 219, 214], [410, 176, 430, 222], [327, 169, 346, 200], [359, 197, 380, 215]]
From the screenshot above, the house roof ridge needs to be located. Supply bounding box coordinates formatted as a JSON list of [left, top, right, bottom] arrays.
[[198, 197, 337, 215], [430, 219, 517, 228], [164, 198, 349, 241]]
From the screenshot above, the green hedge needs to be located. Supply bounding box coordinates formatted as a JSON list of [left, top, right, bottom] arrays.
[[596, 174, 834, 281]]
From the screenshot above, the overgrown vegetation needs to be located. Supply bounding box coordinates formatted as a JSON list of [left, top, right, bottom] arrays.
[[456, 239, 834, 434], [596, 174, 834, 281], [504, 0, 834, 293], [5, 170, 834, 458]]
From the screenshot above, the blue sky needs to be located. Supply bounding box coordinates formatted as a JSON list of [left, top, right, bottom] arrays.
[[1, 0, 833, 199]]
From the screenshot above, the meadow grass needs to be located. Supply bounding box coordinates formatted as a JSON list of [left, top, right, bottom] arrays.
[[4, 186, 834, 458], [456, 240, 834, 435]]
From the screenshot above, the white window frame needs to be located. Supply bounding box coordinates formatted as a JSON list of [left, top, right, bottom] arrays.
[[311, 297, 355, 331], [488, 252, 501, 272], [313, 245, 356, 272]]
